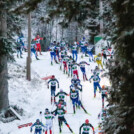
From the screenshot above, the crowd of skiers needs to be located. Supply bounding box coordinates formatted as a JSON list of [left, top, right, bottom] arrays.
[[16, 34, 112, 134]]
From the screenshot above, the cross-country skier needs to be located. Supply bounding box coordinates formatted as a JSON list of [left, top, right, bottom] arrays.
[[44, 108, 54, 134], [98, 108, 107, 122], [101, 85, 108, 108], [31, 39, 39, 60], [60, 38, 66, 50], [55, 89, 69, 101], [70, 88, 87, 114], [49, 45, 58, 65], [87, 45, 94, 62], [72, 42, 78, 61], [55, 42, 61, 62], [52, 104, 74, 134], [34, 35, 43, 55], [63, 55, 70, 74], [89, 72, 101, 98], [91, 66, 102, 76], [70, 75, 82, 91], [78, 61, 90, 81], [16, 37, 23, 58], [80, 37, 86, 58], [94, 53, 103, 69], [48, 75, 59, 104], [55, 99, 67, 109], [71, 60, 79, 79], [30, 119, 45, 134], [60, 47, 67, 70], [67, 56, 73, 77], [79, 119, 95, 134]]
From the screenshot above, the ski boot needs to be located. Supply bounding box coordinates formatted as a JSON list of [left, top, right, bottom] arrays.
[[36, 57, 39, 60], [94, 94, 96, 98], [51, 61, 53, 65]]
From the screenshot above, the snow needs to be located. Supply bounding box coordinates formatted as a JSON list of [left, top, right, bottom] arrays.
[[0, 51, 110, 134]]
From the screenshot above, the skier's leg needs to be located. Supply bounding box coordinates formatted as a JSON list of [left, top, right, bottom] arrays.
[[63, 117, 73, 133], [50, 52, 53, 64], [72, 99, 76, 113], [79, 100, 87, 113], [102, 95, 104, 108], [76, 70, 79, 79], [94, 83, 97, 97], [72, 51, 75, 60], [38, 44, 42, 55], [97, 82, 102, 92], [58, 117, 62, 133], [75, 51, 78, 61]]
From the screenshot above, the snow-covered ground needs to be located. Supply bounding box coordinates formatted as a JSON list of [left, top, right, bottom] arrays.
[[0, 52, 110, 134]]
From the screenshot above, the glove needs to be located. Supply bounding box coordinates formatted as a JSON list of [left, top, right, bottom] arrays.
[[90, 81, 91, 83], [58, 85, 59, 88], [47, 85, 49, 89], [43, 129, 45, 132], [30, 128, 32, 132], [93, 131, 95, 134]]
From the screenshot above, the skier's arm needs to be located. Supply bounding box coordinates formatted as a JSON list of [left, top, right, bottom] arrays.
[[79, 124, 84, 134], [89, 76, 93, 82], [88, 124, 95, 134], [55, 79, 59, 88], [47, 80, 51, 88], [55, 92, 59, 97], [51, 109, 57, 116], [63, 92, 69, 96], [30, 123, 36, 132]]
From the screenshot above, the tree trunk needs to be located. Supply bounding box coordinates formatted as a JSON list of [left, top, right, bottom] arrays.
[[0, 10, 9, 112]]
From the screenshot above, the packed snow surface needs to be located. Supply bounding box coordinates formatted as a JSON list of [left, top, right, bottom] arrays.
[[0, 52, 110, 134]]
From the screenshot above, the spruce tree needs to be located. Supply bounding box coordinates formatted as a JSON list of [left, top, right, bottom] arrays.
[[103, 0, 134, 133]]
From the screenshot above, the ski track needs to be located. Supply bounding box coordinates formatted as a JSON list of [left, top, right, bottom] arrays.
[[0, 52, 110, 134]]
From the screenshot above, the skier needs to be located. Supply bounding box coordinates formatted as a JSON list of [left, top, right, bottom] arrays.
[[101, 85, 108, 108], [67, 56, 73, 77], [55, 99, 67, 109], [70, 88, 87, 114], [18, 33, 26, 52], [44, 108, 54, 134], [48, 75, 59, 104], [55, 89, 69, 101], [34, 35, 43, 55], [30, 119, 45, 134], [49, 45, 58, 65], [60, 38, 66, 50], [91, 66, 102, 76], [60, 47, 67, 70], [72, 42, 78, 61], [94, 53, 103, 69], [87, 45, 94, 62], [16, 37, 23, 58], [63, 55, 70, 74], [31, 39, 39, 60], [79, 119, 95, 134], [89, 72, 101, 98], [71, 75, 82, 89], [78, 61, 90, 81], [52, 104, 74, 134], [55, 42, 61, 62], [71, 60, 79, 79], [80, 37, 86, 58], [98, 108, 107, 122]]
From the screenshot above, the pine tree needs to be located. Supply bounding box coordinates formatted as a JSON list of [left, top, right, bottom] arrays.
[[0, 0, 44, 114], [103, 0, 134, 133], [48, 0, 99, 43]]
